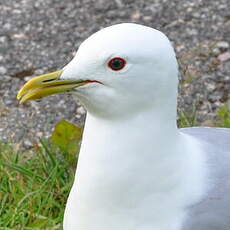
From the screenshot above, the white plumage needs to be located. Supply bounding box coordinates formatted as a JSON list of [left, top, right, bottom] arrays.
[[60, 24, 230, 230], [18, 23, 230, 230]]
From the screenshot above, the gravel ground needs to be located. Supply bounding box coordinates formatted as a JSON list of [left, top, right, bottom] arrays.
[[0, 0, 230, 147]]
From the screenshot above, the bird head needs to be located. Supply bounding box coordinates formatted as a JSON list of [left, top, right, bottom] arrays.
[[17, 23, 178, 119]]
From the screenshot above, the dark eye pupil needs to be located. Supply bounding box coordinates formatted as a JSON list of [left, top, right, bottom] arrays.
[[108, 57, 126, 71], [112, 59, 122, 68]]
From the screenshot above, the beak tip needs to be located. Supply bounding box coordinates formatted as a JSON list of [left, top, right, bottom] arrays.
[[16, 69, 69, 103], [17, 88, 24, 100], [18, 97, 26, 104]]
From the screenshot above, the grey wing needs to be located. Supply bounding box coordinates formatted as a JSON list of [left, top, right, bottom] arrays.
[[180, 127, 230, 230]]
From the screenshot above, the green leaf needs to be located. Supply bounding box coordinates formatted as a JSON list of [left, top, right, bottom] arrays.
[[27, 218, 49, 228], [50, 120, 82, 163]]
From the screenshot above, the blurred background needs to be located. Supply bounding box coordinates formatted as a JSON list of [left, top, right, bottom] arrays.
[[0, 0, 230, 147]]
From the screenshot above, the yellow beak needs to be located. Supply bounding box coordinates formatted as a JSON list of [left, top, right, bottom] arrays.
[[17, 70, 89, 104]]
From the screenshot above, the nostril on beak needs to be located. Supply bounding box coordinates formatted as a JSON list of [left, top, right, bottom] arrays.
[[42, 78, 57, 83]]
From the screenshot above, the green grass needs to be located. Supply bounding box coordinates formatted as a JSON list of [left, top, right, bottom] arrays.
[[216, 104, 230, 128], [0, 107, 229, 229], [0, 140, 76, 230], [177, 107, 198, 128]]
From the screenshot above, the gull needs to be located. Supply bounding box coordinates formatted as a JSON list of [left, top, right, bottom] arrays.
[[17, 23, 230, 230]]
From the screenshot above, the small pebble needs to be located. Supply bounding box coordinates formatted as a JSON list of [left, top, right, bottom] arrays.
[[218, 52, 230, 62], [77, 106, 86, 115], [217, 41, 229, 49], [24, 139, 33, 148], [0, 66, 7, 75]]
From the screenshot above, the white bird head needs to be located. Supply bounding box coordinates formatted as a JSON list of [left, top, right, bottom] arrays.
[[17, 23, 178, 119]]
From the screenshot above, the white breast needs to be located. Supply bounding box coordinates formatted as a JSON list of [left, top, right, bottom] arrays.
[[63, 114, 208, 230]]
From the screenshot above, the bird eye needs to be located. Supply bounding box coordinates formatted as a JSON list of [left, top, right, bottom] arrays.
[[108, 57, 126, 71]]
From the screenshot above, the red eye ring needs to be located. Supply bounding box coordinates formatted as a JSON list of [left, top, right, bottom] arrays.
[[108, 57, 126, 71]]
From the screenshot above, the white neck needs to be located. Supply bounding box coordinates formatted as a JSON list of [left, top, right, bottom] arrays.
[[84, 97, 179, 140], [64, 105, 207, 230]]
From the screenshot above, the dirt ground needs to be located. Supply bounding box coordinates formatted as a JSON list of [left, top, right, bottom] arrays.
[[0, 0, 229, 147]]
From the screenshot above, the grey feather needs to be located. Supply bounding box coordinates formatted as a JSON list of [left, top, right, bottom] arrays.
[[180, 127, 230, 230]]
